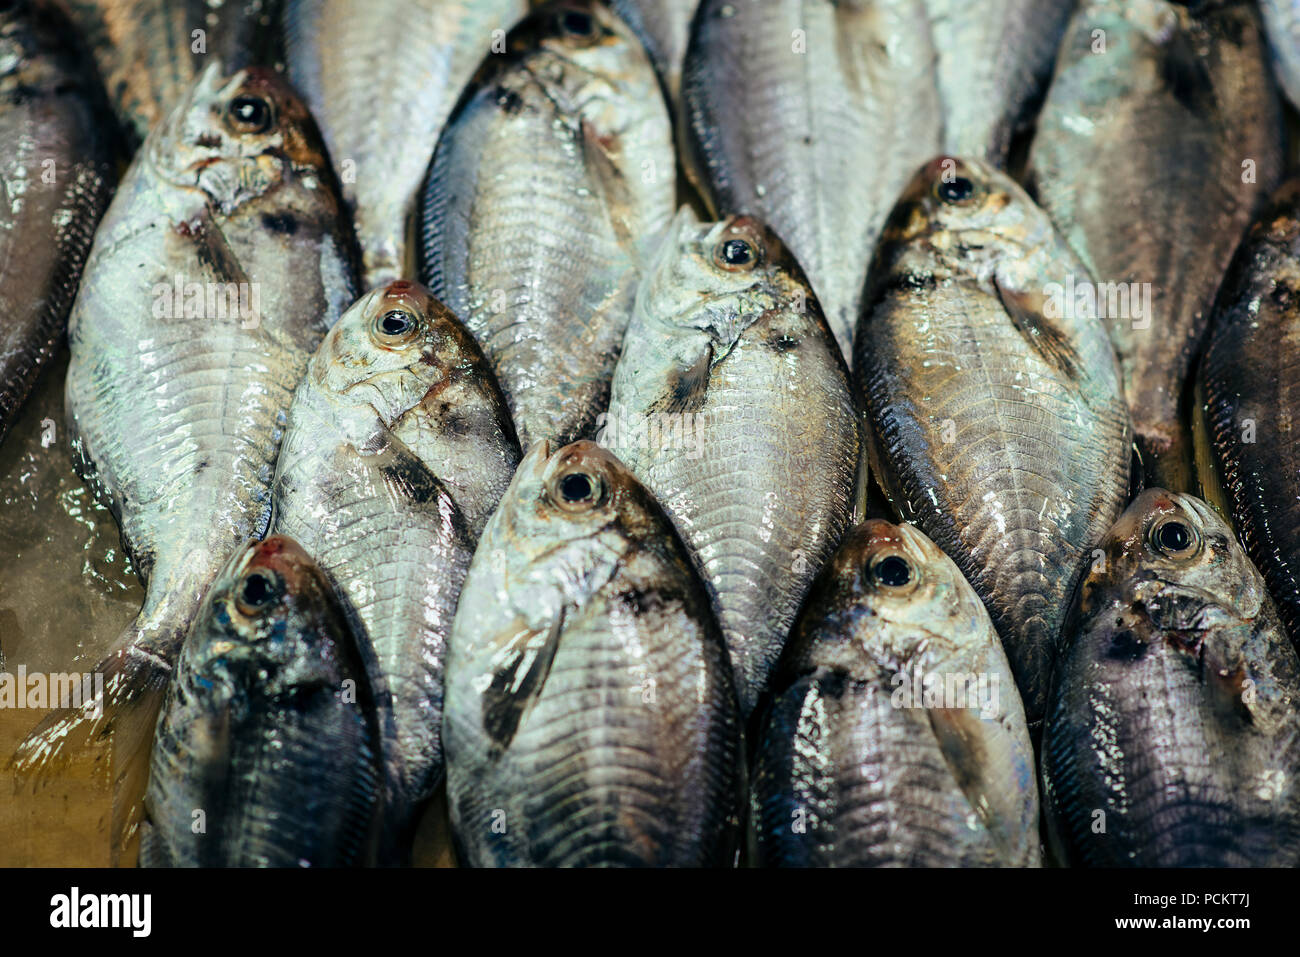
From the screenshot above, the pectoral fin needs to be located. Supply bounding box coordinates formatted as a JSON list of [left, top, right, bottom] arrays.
[[994, 277, 1083, 381], [482, 609, 565, 755]]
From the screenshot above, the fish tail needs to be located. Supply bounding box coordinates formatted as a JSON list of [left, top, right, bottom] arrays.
[[8, 622, 177, 864]]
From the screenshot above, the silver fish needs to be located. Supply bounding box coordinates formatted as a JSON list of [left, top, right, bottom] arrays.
[[1261, 0, 1300, 111], [271, 279, 519, 849], [444, 440, 743, 867], [11, 63, 359, 860], [610, 0, 699, 113], [682, 0, 941, 361], [285, 0, 529, 288], [420, 0, 675, 449], [752, 520, 1041, 867], [606, 209, 859, 717]]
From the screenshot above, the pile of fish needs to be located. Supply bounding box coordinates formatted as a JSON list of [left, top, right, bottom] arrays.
[[5, 0, 1300, 868]]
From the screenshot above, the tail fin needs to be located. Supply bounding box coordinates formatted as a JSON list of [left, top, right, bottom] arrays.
[[9, 621, 177, 865]]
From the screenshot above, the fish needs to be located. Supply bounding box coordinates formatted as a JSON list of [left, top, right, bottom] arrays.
[[419, 0, 675, 449], [270, 279, 520, 850], [855, 156, 1132, 729], [443, 440, 743, 867], [1199, 178, 1300, 653], [681, 0, 941, 361], [64, 0, 283, 149], [10, 63, 359, 861], [1025, 0, 1282, 491], [924, 0, 1072, 165], [605, 209, 859, 717], [140, 536, 386, 867], [0, 0, 117, 445], [1043, 489, 1300, 867], [751, 519, 1041, 867], [285, 0, 529, 289], [1260, 0, 1300, 112], [610, 0, 699, 114]]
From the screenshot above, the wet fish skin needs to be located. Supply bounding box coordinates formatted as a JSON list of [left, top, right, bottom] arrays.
[[0, 0, 117, 445], [444, 440, 742, 867], [11, 63, 359, 859], [1025, 0, 1282, 490], [682, 0, 941, 361], [610, 0, 698, 113], [924, 0, 1071, 165], [286, 0, 528, 288], [141, 536, 385, 867], [420, 0, 675, 449], [271, 280, 520, 845], [1200, 179, 1300, 653], [65, 0, 283, 149], [1260, 0, 1300, 111], [856, 155, 1132, 728], [1043, 489, 1300, 867], [752, 520, 1041, 867], [607, 209, 859, 717]]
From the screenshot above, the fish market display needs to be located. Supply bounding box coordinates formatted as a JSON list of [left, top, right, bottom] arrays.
[[271, 280, 519, 849], [287, 0, 528, 289], [1026, 0, 1282, 490], [751, 520, 1040, 867], [607, 210, 858, 717], [419, 0, 675, 449], [1200, 178, 1300, 651], [140, 536, 385, 867], [64, 0, 283, 148], [0, 0, 116, 445], [610, 0, 697, 114], [924, 0, 1071, 165], [11, 63, 358, 858], [1261, 0, 1300, 111], [856, 156, 1131, 727], [682, 0, 941, 360], [1043, 490, 1300, 867], [443, 440, 742, 867]]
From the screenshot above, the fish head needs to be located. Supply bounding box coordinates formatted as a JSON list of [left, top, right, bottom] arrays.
[[793, 520, 990, 676], [312, 280, 490, 432], [639, 206, 816, 351], [1078, 488, 1265, 641], [148, 61, 331, 212], [515, 0, 646, 91], [189, 536, 356, 696]]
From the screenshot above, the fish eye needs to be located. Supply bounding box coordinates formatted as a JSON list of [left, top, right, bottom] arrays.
[[236, 568, 282, 616], [559, 8, 595, 37], [554, 470, 602, 510], [372, 309, 419, 344], [934, 176, 976, 205], [870, 554, 914, 589], [714, 238, 758, 271], [227, 94, 274, 135], [1150, 517, 1199, 558]]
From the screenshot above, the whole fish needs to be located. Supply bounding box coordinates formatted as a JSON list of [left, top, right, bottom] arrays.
[[856, 156, 1131, 728], [11, 63, 359, 859], [286, 0, 529, 288], [271, 279, 520, 847], [924, 0, 1071, 165], [751, 520, 1041, 867], [444, 440, 742, 867], [1026, 0, 1281, 490], [1261, 0, 1300, 111], [141, 536, 386, 867], [1043, 489, 1300, 867], [64, 0, 283, 148], [606, 209, 858, 717], [0, 0, 116, 445], [610, 0, 698, 114], [682, 0, 941, 361], [1199, 179, 1300, 652], [419, 0, 675, 449]]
